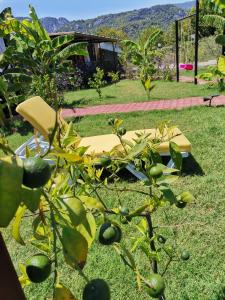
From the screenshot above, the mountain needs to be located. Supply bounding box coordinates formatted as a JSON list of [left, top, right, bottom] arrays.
[[40, 17, 69, 33], [58, 4, 186, 38], [17, 16, 69, 33], [175, 1, 195, 10]]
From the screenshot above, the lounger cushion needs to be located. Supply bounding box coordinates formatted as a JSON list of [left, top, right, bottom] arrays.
[[79, 127, 191, 155], [16, 96, 65, 140]]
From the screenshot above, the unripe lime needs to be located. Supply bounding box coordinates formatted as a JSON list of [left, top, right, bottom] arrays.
[[181, 250, 190, 261], [145, 274, 165, 298], [100, 156, 111, 167], [120, 207, 129, 216], [180, 191, 194, 203], [99, 223, 122, 245], [157, 235, 166, 244], [118, 127, 126, 136], [23, 157, 51, 188], [175, 200, 187, 208], [83, 279, 110, 300], [26, 254, 51, 283], [149, 165, 163, 179]]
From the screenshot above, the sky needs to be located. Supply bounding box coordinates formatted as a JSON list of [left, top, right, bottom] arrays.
[[0, 0, 190, 20]]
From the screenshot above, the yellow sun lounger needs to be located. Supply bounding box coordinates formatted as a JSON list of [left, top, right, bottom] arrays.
[[15, 96, 192, 178]]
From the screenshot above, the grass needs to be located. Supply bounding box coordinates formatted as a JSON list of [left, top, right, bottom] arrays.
[[3, 105, 225, 299], [64, 79, 219, 108]]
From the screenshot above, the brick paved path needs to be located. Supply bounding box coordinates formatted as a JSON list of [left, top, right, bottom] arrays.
[[62, 95, 225, 118]]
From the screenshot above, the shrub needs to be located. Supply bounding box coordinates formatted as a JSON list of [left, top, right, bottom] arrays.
[[108, 71, 120, 85], [88, 67, 106, 99]]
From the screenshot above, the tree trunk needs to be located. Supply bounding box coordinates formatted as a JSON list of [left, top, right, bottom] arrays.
[[0, 232, 26, 300]]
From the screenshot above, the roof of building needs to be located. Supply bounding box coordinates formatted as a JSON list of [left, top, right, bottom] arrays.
[[49, 31, 118, 43]]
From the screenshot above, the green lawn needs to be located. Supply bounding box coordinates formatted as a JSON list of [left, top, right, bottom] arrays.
[[3, 105, 225, 299], [65, 79, 218, 107]]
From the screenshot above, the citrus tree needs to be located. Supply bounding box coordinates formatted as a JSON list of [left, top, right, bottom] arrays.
[[88, 67, 106, 99], [0, 116, 194, 299], [0, 6, 88, 109], [122, 30, 162, 99]]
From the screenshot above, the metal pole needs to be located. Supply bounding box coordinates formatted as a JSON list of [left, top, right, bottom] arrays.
[[194, 0, 199, 85], [175, 20, 179, 82]]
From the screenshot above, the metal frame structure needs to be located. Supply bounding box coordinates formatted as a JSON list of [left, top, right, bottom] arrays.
[[175, 0, 200, 84]]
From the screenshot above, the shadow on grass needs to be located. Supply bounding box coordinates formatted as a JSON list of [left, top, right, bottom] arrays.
[[64, 98, 90, 108], [0, 117, 32, 137], [105, 95, 116, 99], [182, 154, 204, 176]]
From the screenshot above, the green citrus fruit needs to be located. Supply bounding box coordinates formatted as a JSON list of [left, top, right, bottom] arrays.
[[175, 200, 187, 208], [108, 118, 115, 126], [100, 156, 111, 167], [83, 279, 110, 300], [145, 274, 165, 298], [179, 191, 194, 203], [23, 157, 51, 188], [149, 165, 163, 179], [120, 207, 129, 216], [118, 127, 126, 136], [181, 250, 190, 261], [157, 235, 166, 244], [26, 254, 51, 283], [99, 223, 121, 245], [121, 216, 132, 224]]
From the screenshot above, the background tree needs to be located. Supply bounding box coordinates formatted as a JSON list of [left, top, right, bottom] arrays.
[[0, 5, 88, 110], [96, 26, 128, 41], [122, 29, 162, 99]]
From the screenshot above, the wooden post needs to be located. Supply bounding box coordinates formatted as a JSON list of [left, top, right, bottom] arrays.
[[194, 0, 199, 85], [175, 20, 179, 82], [0, 233, 26, 300], [112, 42, 117, 72], [222, 28, 225, 55]]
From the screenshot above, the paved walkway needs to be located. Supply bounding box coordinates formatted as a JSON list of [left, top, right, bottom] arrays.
[[62, 95, 225, 118]]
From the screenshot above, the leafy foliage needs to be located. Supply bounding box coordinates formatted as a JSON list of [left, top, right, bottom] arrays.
[[0, 116, 194, 299], [88, 67, 106, 99], [108, 71, 120, 85], [122, 30, 162, 99], [0, 5, 88, 110]]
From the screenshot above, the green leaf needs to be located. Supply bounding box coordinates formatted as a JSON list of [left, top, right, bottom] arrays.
[[0, 156, 24, 227], [29, 5, 50, 41], [150, 149, 162, 164], [52, 34, 74, 49], [62, 226, 88, 269], [79, 195, 105, 212], [129, 204, 149, 217], [169, 142, 182, 171], [12, 205, 26, 245], [160, 186, 177, 205], [76, 212, 96, 248], [127, 140, 148, 159], [56, 42, 88, 61], [0, 76, 8, 94], [20, 186, 41, 213], [215, 35, 225, 46]]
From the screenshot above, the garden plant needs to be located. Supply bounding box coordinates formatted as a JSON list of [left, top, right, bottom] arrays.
[[0, 6, 88, 113], [88, 67, 106, 99], [122, 30, 162, 99], [0, 116, 194, 299]]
